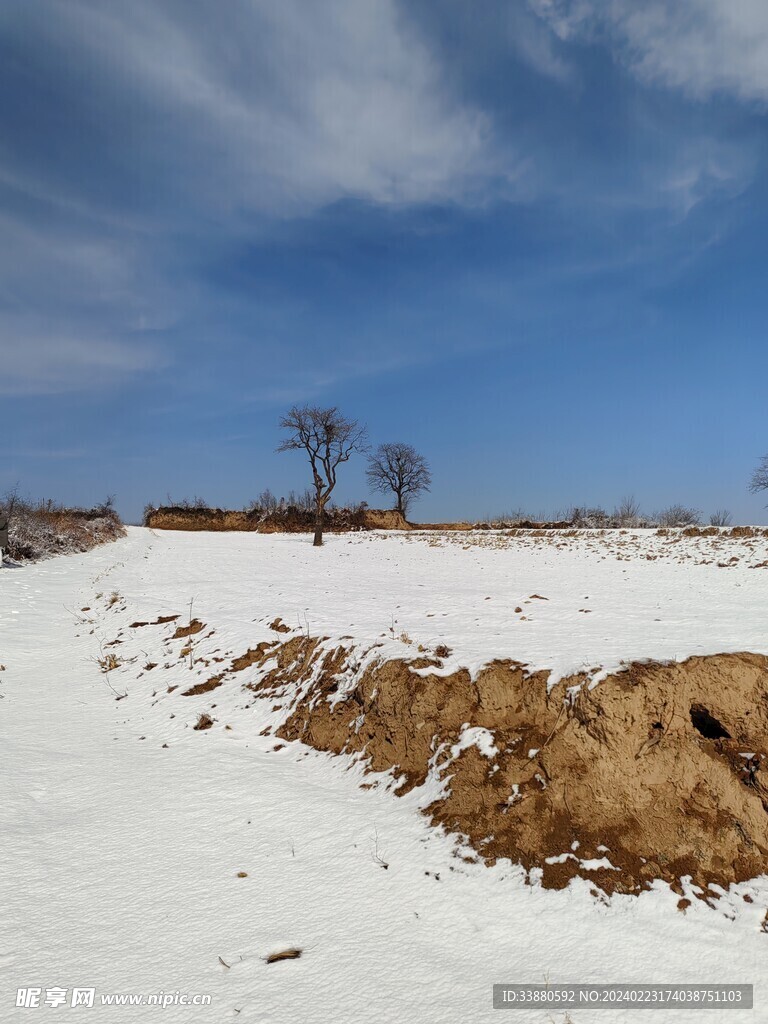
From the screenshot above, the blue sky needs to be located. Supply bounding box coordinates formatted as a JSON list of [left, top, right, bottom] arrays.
[[2, 0, 768, 523]]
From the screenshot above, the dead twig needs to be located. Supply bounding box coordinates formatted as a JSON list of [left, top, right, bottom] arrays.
[[264, 948, 302, 964], [92, 637, 127, 699], [371, 826, 389, 869], [525, 700, 566, 762]]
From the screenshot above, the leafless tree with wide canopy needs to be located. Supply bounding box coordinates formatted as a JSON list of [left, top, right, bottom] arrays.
[[366, 442, 431, 519], [751, 455, 768, 501], [277, 405, 368, 546]]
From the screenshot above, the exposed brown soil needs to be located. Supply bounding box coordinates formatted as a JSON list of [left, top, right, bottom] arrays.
[[173, 619, 205, 639], [145, 505, 410, 533], [236, 639, 768, 896], [182, 674, 224, 696], [231, 642, 277, 671], [144, 504, 768, 540], [130, 614, 180, 628]]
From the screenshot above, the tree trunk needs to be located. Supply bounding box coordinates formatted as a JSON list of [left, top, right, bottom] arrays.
[[313, 501, 324, 547]]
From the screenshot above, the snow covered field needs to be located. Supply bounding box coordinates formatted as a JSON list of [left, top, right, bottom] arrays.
[[2, 526, 768, 1023]]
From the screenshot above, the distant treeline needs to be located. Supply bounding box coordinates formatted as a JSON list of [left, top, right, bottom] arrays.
[[483, 499, 733, 530]]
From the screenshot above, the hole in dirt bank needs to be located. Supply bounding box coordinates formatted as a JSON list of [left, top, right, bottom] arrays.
[[690, 705, 731, 740]]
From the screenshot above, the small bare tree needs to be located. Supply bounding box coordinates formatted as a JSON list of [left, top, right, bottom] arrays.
[[614, 494, 642, 526], [655, 504, 701, 527], [709, 509, 732, 527], [277, 405, 368, 546], [750, 455, 768, 499], [366, 442, 431, 518]]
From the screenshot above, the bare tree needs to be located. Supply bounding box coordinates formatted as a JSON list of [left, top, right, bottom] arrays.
[[709, 509, 732, 527], [366, 442, 431, 518], [246, 488, 278, 512], [750, 455, 768, 498], [285, 488, 314, 511], [615, 495, 642, 526], [277, 405, 368, 546], [655, 504, 701, 527]]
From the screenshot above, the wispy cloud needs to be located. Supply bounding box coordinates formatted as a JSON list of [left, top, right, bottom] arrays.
[[6, 0, 499, 219], [0, 315, 163, 395], [531, 0, 768, 104], [0, 0, 764, 402], [0, 0, 508, 395]]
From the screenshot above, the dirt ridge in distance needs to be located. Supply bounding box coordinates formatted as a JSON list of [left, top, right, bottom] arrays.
[[145, 506, 410, 533]]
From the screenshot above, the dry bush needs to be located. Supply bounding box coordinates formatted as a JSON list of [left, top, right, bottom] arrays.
[[244, 488, 316, 514], [1, 493, 125, 562], [709, 509, 732, 527], [97, 653, 121, 673], [655, 504, 701, 527], [614, 494, 645, 527]]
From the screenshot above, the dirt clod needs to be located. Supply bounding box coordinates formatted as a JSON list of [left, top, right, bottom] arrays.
[[182, 675, 225, 696], [173, 619, 205, 639]]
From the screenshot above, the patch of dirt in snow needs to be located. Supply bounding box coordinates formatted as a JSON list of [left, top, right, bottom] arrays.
[[182, 674, 225, 696], [172, 618, 205, 639], [245, 642, 768, 898]]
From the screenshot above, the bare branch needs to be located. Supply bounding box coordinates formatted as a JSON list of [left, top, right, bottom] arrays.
[[366, 442, 431, 518], [750, 455, 768, 496], [709, 509, 732, 527]]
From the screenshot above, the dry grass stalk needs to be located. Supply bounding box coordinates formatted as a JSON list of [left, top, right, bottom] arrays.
[[264, 948, 302, 964]]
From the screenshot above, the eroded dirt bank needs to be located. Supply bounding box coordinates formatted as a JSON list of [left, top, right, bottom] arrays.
[[144, 505, 410, 532], [239, 640, 768, 897]]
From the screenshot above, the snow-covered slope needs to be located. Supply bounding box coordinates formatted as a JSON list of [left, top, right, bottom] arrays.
[[83, 524, 768, 686], [2, 527, 767, 1023]]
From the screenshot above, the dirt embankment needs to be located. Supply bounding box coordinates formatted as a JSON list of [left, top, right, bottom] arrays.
[[144, 505, 410, 533], [4, 503, 125, 561], [145, 505, 768, 539], [238, 640, 768, 897]]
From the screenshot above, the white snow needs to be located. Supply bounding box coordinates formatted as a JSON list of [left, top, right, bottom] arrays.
[[49, 524, 768, 690], [2, 526, 768, 1023], [450, 725, 498, 759]]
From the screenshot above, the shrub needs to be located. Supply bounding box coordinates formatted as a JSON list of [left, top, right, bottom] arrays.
[[614, 495, 644, 527], [709, 509, 732, 527], [1, 492, 125, 562], [655, 505, 701, 527]]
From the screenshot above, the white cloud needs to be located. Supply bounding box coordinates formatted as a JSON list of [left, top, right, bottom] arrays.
[[0, 0, 515, 395], [531, 0, 768, 103], [2, 0, 763, 399], [49, 0, 502, 214], [0, 316, 162, 395], [507, 5, 574, 83], [0, 209, 175, 394]]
